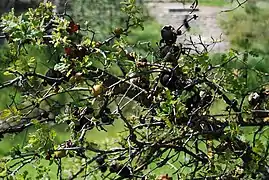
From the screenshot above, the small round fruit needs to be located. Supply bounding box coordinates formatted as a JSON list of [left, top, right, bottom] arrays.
[[67, 21, 80, 34], [65, 47, 72, 56], [45, 154, 51, 160], [85, 107, 94, 114], [99, 164, 107, 172], [160, 71, 178, 90], [41, 111, 49, 118], [156, 174, 172, 180], [54, 85, 60, 93], [118, 165, 131, 178], [54, 150, 66, 158], [95, 41, 102, 48], [69, 72, 83, 84], [109, 162, 119, 173], [114, 27, 123, 38], [92, 84, 105, 97], [194, 66, 201, 73], [139, 117, 145, 124], [96, 156, 105, 165], [42, 81, 48, 87], [248, 92, 260, 106], [45, 151, 52, 160], [101, 115, 113, 124]]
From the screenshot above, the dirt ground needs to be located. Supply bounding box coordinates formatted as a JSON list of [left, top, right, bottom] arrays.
[[145, 2, 233, 53]]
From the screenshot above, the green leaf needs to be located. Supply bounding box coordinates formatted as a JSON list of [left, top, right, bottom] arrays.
[[31, 119, 40, 125], [162, 116, 172, 128], [253, 140, 265, 154], [0, 109, 11, 119]]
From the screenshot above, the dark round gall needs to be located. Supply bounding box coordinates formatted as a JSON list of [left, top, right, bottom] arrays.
[[160, 71, 178, 90], [194, 66, 201, 73], [118, 165, 131, 178], [109, 162, 119, 173], [139, 117, 145, 124], [248, 92, 260, 106], [42, 81, 48, 87], [85, 107, 94, 114], [41, 111, 49, 118], [96, 156, 105, 165], [99, 164, 107, 172], [161, 25, 177, 44]]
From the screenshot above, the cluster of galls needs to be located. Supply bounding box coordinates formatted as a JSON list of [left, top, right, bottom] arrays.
[[159, 25, 182, 63], [95, 154, 108, 172], [158, 25, 185, 91], [159, 69, 203, 99], [214, 137, 256, 176], [159, 70, 185, 91], [45, 140, 74, 160], [130, 74, 150, 91], [96, 107, 114, 125], [42, 66, 85, 90], [36, 109, 50, 121], [64, 45, 90, 60], [157, 23, 215, 117], [95, 155, 131, 178], [66, 105, 114, 132], [66, 106, 95, 132], [109, 161, 131, 178]]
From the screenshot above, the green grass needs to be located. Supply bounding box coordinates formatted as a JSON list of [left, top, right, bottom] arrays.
[[0, 120, 125, 179], [125, 18, 162, 56], [198, 0, 229, 6], [0, 120, 125, 155]]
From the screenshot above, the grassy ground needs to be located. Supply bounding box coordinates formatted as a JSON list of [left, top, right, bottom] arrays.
[[0, 120, 125, 179], [198, 0, 228, 6]]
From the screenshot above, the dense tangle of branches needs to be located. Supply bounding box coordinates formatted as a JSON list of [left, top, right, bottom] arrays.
[[0, 0, 268, 179]]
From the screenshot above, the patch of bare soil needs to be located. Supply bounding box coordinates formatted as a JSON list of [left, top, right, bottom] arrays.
[[146, 2, 232, 52]]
